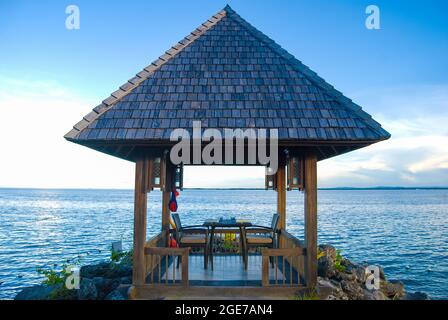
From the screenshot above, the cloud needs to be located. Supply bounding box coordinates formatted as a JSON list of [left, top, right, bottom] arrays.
[[0, 76, 134, 189], [0, 77, 447, 188], [319, 84, 448, 187]]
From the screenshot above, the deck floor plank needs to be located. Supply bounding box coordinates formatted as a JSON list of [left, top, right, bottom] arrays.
[[160, 254, 288, 285]]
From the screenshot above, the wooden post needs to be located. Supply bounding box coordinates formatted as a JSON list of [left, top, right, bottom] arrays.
[[161, 160, 172, 247], [276, 162, 286, 247], [182, 249, 189, 288], [262, 249, 270, 287], [304, 153, 317, 288], [276, 164, 286, 226], [132, 159, 148, 286]]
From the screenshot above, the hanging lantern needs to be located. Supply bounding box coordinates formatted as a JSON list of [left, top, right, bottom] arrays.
[[265, 166, 277, 190], [146, 156, 166, 191], [174, 164, 184, 190], [287, 156, 304, 191]]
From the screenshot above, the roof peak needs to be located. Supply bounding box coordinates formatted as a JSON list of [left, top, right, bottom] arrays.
[[65, 5, 390, 148], [223, 4, 235, 13]]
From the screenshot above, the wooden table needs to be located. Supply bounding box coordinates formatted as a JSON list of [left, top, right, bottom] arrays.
[[203, 219, 252, 270]]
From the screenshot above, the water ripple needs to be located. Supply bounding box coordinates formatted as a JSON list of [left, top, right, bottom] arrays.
[[0, 188, 447, 299]]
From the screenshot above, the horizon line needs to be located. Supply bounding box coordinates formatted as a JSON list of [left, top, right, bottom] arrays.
[[1, 186, 448, 191]]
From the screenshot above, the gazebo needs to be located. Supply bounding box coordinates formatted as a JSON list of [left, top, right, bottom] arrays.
[[65, 6, 390, 299]]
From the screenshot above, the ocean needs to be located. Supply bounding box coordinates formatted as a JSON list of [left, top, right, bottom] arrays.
[[0, 188, 447, 299]]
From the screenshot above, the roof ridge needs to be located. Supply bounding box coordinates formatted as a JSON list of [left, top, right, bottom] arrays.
[[225, 9, 390, 139], [65, 8, 228, 140]]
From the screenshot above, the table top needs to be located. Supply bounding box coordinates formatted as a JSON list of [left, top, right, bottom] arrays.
[[203, 219, 252, 228]]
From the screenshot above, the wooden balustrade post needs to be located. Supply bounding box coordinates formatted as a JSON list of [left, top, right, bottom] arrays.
[[132, 158, 148, 286], [304, 153, 318, 288], [262, 249, 270, 287], [276, 159, 286, 247], [182, 249, 189, 287], [161, 159, 172, 247]]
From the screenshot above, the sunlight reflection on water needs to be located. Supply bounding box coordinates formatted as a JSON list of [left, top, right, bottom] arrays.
[[0, 188, 446, 299]]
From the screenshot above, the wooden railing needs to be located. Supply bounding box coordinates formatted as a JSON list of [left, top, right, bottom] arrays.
[[144, 247, 190, 287], [143, 229, 305, 288], [145, 232, 164, 247], [144, 232, 190, 287], [144, 233, 163, 280], [280, 229, 306, 280], [260, 229, 306, 287], [261, 247, 305, 287]]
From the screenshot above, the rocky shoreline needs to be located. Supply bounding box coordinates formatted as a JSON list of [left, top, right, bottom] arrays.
[[315, 245, 428, 300], [15, 260, 132, 300], [14, 244, 428, 300]]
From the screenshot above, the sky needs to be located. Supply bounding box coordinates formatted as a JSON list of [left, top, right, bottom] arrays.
[[0, 0, 447, 189]]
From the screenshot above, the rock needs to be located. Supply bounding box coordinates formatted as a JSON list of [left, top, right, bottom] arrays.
[[120, 276, 132, 285], [77, 278, 98, 300], [317, 278, 340, 292], [340, 280, 364, 300], [92, 277, 120, 300], [379, 266, 386, 280], [318, 256, 336, 278], [340, 258, 352, 268], [363, 289, 389, 300], [318, 244, 337, 260], [354, 266, 368, 283], [316, 278, 343, 300], [338, 271, 356, 282], [14, 284, 60, 300], [80, 261, 132, 279], [318, 244, 354, 279], [381, 280, 405, 299], [109, 264, 132, 278], [104, 289, 126, 300], [80, 262, 111, 279], [402, 291, 429, 300], [117, 284, 131, 299]]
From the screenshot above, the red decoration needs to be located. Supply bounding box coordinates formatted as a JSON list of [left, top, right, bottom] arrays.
[[168, 188, 179, 212], [169, 237, 178, 248]]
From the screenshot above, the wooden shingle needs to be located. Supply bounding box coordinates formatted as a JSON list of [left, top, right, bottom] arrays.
[[65, 5, 390, 158]]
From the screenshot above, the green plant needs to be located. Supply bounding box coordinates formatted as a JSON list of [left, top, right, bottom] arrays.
[[317, 248, 325, 260], [48, 285, 74, 300], [36, 255, 82, 286], [110, 247, 133, 265], [294, 289, 319, 300], [35, 255, 84, 300], [334, 250, 346, 272], [36, 267, 66, 286], [35, 265, 74, 300], [222, 239, 238, 251]]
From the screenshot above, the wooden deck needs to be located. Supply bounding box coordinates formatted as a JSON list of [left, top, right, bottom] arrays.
[[132, 254, 305, 300], [130, 285, 305, 300], [188, 254, 279, 285], [135, 231, 308, 299], [146, 253, 302, 286]]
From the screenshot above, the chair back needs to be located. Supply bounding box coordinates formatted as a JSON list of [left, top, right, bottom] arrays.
[[271, 214, 280, 232], [271, 214, 280, 248]]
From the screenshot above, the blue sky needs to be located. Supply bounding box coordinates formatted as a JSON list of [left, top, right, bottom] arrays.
[[0, 0, 447, 188]]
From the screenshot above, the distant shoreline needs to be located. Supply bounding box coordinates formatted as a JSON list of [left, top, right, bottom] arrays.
[[1, 187, 448, 191]]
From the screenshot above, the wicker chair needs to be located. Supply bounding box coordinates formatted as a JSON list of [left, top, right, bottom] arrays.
[[172, 213, 209, 269], [244, 214, 280, 267]]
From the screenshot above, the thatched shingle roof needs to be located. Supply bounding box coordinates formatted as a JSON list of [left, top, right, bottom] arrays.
[[65, 5, 390, 160]]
